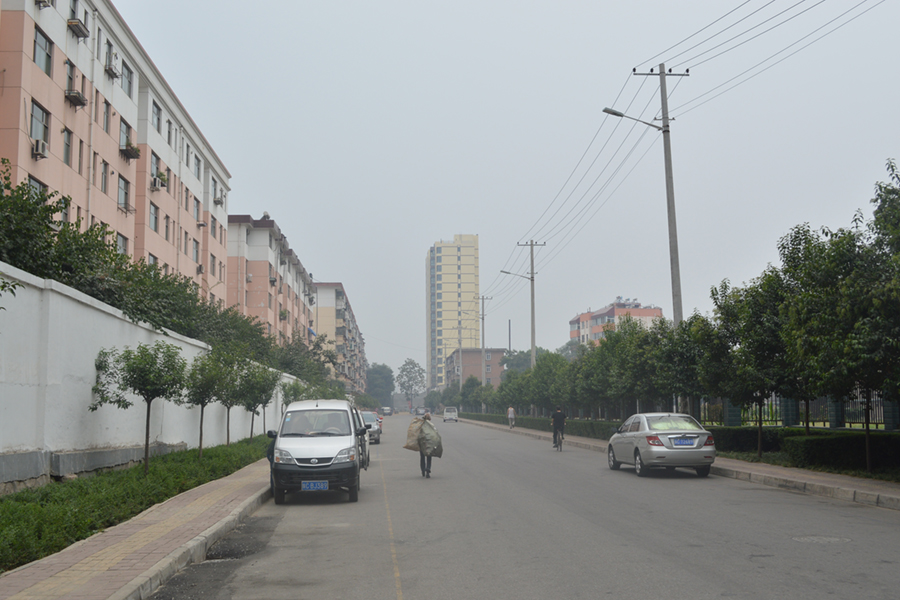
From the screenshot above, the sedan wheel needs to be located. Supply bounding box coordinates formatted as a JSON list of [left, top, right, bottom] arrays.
[[695, 465, 711, 478], [634, 451, 648, 477], [607, 447, 621, 470]]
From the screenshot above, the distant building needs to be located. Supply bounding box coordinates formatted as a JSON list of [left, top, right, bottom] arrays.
[[445, 348, 506, 390], [569, 297, 664, 344], [227, 214, 315, 346], [315, 282, 367, 395], [426, 234, 479, 389]]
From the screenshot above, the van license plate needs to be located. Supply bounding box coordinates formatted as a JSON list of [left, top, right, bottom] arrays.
[[301, 481, 328, 491]]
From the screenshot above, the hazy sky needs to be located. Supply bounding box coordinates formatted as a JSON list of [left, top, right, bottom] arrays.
[[114, 0, 899, 376]]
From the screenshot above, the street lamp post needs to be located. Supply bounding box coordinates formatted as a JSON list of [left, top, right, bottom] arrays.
[[603, 62, 684, 326]]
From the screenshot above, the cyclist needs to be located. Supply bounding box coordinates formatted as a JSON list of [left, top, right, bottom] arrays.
[[550, 406, 566, 448]]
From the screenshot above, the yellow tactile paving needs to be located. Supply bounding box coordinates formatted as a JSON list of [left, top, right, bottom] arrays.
[[1, 462, 267, 600]]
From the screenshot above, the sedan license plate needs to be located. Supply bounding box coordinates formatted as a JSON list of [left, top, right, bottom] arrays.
[[301, 480, 329, 491], [674, 438, 694, 446]]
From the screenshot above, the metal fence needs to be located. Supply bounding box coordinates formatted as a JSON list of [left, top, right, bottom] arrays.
[[698, 390, 886, 429]]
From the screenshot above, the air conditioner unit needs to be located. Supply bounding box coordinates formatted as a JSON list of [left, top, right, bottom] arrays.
[[246, 274, 252, 283], [197, 222, 208, 228], [32, 139, 48, 159], [213, 195, 224, 206], [269, 276, 277, 286], [36, 0, 52, 8], [150, 177, 162, 191], [196, 264, 205, 275]]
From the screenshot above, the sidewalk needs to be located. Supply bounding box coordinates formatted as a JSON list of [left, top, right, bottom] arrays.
[[3, 425, 900, 600], [0, 459, 270, 600], [465, 417, 900, 511]]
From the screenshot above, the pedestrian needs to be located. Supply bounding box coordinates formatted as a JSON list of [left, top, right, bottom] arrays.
[[551, 406, 566, 448], [419, 413, 433, 477], [507, 406, 516, 429]]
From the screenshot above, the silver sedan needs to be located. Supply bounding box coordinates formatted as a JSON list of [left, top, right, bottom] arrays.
[[607, 413, 715, 477]]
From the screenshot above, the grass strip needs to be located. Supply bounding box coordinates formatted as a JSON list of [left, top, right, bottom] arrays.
[[0, 436, 269, 574]]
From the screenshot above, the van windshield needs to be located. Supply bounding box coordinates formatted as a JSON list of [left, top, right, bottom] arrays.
[[282, 409, 351, 436]]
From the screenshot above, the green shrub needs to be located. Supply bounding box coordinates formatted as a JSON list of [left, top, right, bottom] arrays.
[[782, 433, 900, 470], [460, 413, 621, 440], [0, 437, 268, 574]]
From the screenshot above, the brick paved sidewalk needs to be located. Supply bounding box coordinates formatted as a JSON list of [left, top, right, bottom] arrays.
[[463, 418, 900, 511], [0, 459, 270, 600]]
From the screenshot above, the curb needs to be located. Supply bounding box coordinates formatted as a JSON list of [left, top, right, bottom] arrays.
[[109, 484, 271, 600], [460, 418, 900, 512]]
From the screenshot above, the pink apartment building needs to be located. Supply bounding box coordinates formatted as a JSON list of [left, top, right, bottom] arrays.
[[445, 347, 506, 390], [227, 214, 316, 347], [313, 282, 367, 394], [569, 297, 664, 345], [0, 0, 230, 299]]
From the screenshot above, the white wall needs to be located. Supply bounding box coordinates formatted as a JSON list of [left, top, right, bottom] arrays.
[[0, 261, 289, 483]]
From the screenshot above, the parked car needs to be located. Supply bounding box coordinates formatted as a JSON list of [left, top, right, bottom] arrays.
[[361, 411, 382, 444], [443, 407, 458, 422], [267, 399, 370, 504], [607, 413, 715, 477], [380, 406, 393, 416], [415, 406, 427, 416]]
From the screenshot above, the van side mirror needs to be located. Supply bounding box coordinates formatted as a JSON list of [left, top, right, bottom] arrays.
[[267, 430, 277, 439]]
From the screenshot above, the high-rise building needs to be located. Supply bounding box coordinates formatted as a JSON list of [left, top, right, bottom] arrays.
[[426, 234, 479, 389], [314, 282, 367, 394]]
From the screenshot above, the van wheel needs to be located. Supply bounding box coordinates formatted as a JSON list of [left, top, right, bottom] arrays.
[[273, 486, 286, 505], [348, 481, 359, 502]]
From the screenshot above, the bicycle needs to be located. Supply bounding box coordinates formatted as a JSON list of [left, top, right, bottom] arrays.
[[553, 428, 564, 451]]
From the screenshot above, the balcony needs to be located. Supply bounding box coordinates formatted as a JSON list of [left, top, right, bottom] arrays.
[[65, 89, 88, 107], [67, 18, 90, 39], [119, 142, 140, 160]]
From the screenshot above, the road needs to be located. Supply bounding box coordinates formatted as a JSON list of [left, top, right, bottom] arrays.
[[150, 416, 900, 600]]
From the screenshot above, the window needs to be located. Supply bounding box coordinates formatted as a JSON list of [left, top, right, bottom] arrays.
[[116, 233, 128, 254], [151, 153, 159, 178], [167, 120, 173, 146], [164, 215, 170, 241], [185, 143, 191, 166], [119, 119, 131, 148], [28, 176, 47, 196], [34, 28, 52, 77], [66, 60, 75, 91], [117, 176, 129, 210], [486, 366, 492, 373], [103, 101, 110, 133], [193, 198, 200, 220], [184, 231, 189, 255], [148, 253, 158, 265], [210, 216, 217, 239], [30, 101, 50, 143], [486, 352, 491, 360], [210, 254, 216, 277], [192, 239, 199, 262], [121, 62, 133, 97], [78, 140, 84, 174], [193, 155, 201, 178], [63, 129, 72, 166], [149, 203, 159, 232], [151, 102, 161, 133], [100, 161, 109, 193]]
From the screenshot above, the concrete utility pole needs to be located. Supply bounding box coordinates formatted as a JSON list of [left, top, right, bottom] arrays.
[[630, 62, 687, 326], [480, 295, 491, 414], [501, 240, 545, 370]]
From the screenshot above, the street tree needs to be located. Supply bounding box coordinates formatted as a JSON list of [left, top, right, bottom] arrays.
[[366, 363, 395, 406], [184, 347, 235, 459], [91, 341, 186, 475], [396, 358, 425, 408], [238, 362, 282, 439]]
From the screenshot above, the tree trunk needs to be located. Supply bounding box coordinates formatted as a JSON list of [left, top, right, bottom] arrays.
[[865, 390, 872, 473], [226, 407, 231, 445], [144, 399, 153, 476], [198, 404, 205, 460], [757, 401, 763, 459], [250, 410, 255, 439], [805, 399, 810, 436]]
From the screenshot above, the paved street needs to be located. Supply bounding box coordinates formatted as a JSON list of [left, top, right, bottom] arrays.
[[145, 417, 900, 600]]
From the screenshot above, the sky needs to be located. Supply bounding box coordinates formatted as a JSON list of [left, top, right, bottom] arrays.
[[113, 0, 900, 377]]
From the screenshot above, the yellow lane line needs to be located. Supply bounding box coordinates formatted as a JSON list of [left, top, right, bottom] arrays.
[[379, 459, 403, 600]]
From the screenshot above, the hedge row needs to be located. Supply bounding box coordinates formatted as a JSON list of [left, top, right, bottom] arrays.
[[460, 413, 900, 468]]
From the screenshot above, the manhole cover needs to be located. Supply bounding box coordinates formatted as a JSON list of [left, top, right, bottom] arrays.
[[791, 536, 851, 544]]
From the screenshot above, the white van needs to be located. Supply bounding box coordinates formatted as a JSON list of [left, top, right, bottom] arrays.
[[267, 399, 370, 504]]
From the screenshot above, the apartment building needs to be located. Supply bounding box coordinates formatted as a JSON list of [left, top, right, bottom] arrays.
[[314, 282, 367, 395], [569, 297, 664, 344], [0, 0, 231, 296], [426, 234, 479, 389], [445, 347, 506, 390], [227, 214, 315, 346]]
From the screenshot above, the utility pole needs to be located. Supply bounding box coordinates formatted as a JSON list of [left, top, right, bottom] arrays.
[[520, 240, 544, 368], [480, 295, 491, 413], [631, 63, 687, 326]]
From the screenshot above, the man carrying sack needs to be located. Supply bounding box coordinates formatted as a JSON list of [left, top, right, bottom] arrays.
[[403, 413, 442, 478]]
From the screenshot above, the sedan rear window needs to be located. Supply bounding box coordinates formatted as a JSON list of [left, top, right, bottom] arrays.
[[646, 415, 703, 431]]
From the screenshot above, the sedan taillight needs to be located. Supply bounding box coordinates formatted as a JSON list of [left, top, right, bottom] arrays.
[[704, 435, 715, 446], [646, 435, 664, 446]]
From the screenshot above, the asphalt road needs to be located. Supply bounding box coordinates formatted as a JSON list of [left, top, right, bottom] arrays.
[[150, 416, 900, 600]]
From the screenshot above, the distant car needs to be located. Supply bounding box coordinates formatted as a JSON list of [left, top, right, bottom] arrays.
[[607, 413, 716, 477], [443, 407, 458, 422], [415, 406, 427, 416], [381, 406, 393, 416], [361, 411, 381, 444]]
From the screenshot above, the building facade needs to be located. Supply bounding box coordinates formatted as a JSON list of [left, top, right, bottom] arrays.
[[314, 282, 367, 395], [569, 297, 664, 345], [0, 0, 231, 297], [226, 214, 315, 346], [445, 347, 506, 390], [426, 234, 479, 389]]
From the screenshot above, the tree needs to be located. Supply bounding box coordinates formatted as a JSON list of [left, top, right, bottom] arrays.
[[270, 333, 337, 385], [500, 347, 550, 376], [237, 362, 282, 439], [184, 347, 234, 459], [91, 341, 186, 475], [556, 339, 585, 361], [396, 358, 425, 408], [366, 363, 395, 406], [423, 390, 442, 411]]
